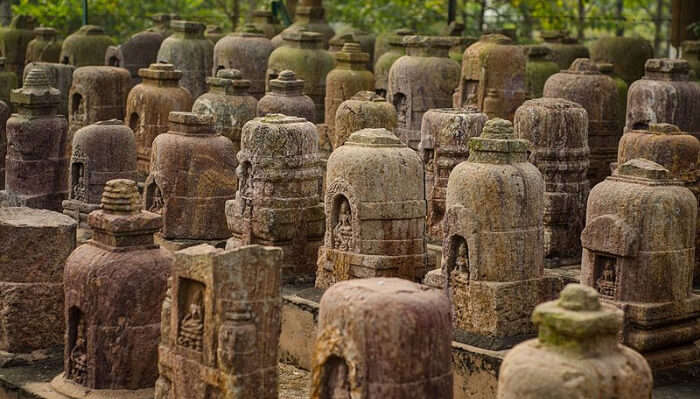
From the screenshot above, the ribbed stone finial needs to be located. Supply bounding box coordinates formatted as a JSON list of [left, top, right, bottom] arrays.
[[101, 179, 142, 214], [341, 42, 362, 53], [558, 284, 600, 311], [217, 68, 242, 80], [24, 68, 51, 89], [278, 70, 297, 81], [569, 58, 600, 73], [481, 118, 514, 139]]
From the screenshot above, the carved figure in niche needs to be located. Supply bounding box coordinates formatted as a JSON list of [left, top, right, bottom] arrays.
[[454, 239, 469, 274], [154, 377, 171, 399], [71, 163, 87, 202], [73, 94, 86, 123], [236, 162, 253, 216], [394, 93, 407, 127], [68, 316, 88, 385], [322, 356, 351, 399], [178, 291, 204, 351], [149, 184, 164, 214], [333, 198, 353, 251], [595, 255, 617, 298], [217, 303, 255, 370]]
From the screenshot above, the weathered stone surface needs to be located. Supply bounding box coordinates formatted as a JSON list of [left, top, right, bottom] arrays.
[[205, 25, 225, 44], [213, 24, 274, 99], [373, 28, 413, 95], [145, 112, 237, 242], [311, 278, 453, 399], [25, 27, 61, 64], [0, 15, 36, 81], [543, 58, 620, 187], [316, 128, 426, 287], [154, 244, 283, 399], [598, 62, 629, 131], [3, 69, 68, 211], [514, 98, 589, 267], [157, 20, 214, 99], [617, 123, 700, 288], [226, 114, 324, 281], [68, 66, 130, 160], [105, 30, 165, 87], [257, 70, 315, 121], [681, 40, 700, 80], [388, 35, 460, 150], [193, 68, 257, 161], [448, 37, 477, 64], [332, 90, 396, 149], [324, 42, 374, 136], [273, 0, 334, 49], [442, 118, 553, 349], [0, 57, 18, 108], [328, 30, 376, 71], [420, 107, 487, 244], [24, 62, 75, 116], [60, 25, 113, 67], [55, 180, 171, 394], [590, 36, 654, 85], [581, 159, 700, 372], [625, 58, 700, 141], [61, 120, 138, 241], [498, 284, 653, 399], [267, 31, 335, 123], [0, 207, 76, 353], [251, 9, 282, 39], [454, 34, 527, 121], [149, 13, 178, 38], [541, 30, 589, 70], [524, 45, 559, 99], [0, 100, 8, 188], [126, 63, 193, 178]]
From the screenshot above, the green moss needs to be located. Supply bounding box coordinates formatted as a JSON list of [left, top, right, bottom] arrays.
[[590, 37, 654, 85]]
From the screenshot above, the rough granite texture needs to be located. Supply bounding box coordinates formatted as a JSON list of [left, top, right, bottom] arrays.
[[454, 34, 527, 121], [373, 29, 413, 95], [543, 58, 620, 187], [257, 70, 315, 122], [0, 100, 9, 188], [226, 114, 324, 281], [442, 118, 553, 349], [23, 62, 75, 116], [105, 30, 165, 88], [272, 0, 334, 49], [311, 278, 453, 398], [145, 112, 237, 241], [126, 63, 193, 179], [4, 69, 68, 211], [388, 35, 460, 150], [193, 68, 257, 164], [0, 15, 36, 81], [25, 27, 61, 64], [324, 42, 374, 136], [156, 21, 214, 99], [316, 128, 426, 287], [154, 244, 283, 399], [420, 107, 487, 244], [498, 284, 653, 399], [617, 123, 700, 288], [332, 91, 396, 150], [625, 58, 700, 141], [590, 36, 654, 85], [213, 25, 274, 99], [581, 159, 700, 371], [58, 179, 172, 392], [0, 207, 76, 353], [59, 25, 113, 68], [541, 30, 589, 70], [514, 98, 590, 267], [267, 31, 335, 123]]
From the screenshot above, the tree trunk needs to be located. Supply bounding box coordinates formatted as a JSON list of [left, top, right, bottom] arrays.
[[615, 0, 624, 36], [478, 0, 487, 33], [231, 0, 240, 31], [577, 0, 586, 41]]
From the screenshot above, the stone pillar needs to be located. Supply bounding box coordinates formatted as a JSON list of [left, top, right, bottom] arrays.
[[61, 120, 138, 243], [373, 29, 413, 97], [59, 25, 114, 67], [213, 24, 274, 99], [3, 69, 68, 211], [498, 284, 653, 399], [454, 34, 527, 121], [388, 36, 460, 150], [105, 30, 165, 88], [0, 207, 76, 354], [192, 68, 257, 159], [24, 62, 75, 116], [328, 30, 376, 71], [226, 114, 324, 281], [324, 42, 374, 136], [543, 58, 620, 187], [514, 98, 590, 267], [524, 45, 559, 99], [267, 31, 335, 123], [145, 112, 237, 250], [272, 0, 334, 49], [52, 179, 171, 398], [590, 36, 654, 85], [311, 278, 453, 398], [581, 159, 700, 373], [420, 107, 487, 244], [25, 27, 61, 64], [156, 20, 214, 99], [0, 15, 36, 81], [125, 63, 193, 179], [332, 91, 397, 150], [440, 118, 555, 350], [154, 244, 282, 399], [374, 28, 414, 68], [316, 128, 426, 288], [257, 70, 315, 122], [597, 62, 629, 132]]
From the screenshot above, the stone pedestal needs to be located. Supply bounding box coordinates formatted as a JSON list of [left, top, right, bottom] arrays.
[[156, 21, 213, 99], [60, 25, 113, 67]]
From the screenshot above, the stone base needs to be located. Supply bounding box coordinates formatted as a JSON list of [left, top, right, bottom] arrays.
[[0, 190, 68, 212], [154, 232, 228, 252], [50, 374, 154, 399]]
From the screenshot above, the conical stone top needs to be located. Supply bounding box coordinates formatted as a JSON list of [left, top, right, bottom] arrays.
[[101, 179, 142, 214], [336, 42, 369, 65], [468, 118, 529, 162], [269, 70, 305, 94], [345, 128, 403, 147], [351, 90, 387, 102], [207, 68, 251, 92], [613, 158, 673, 181], [138, 62, 183, 81], [11, 68, 60, 106], [567, 58, 601, 74]]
